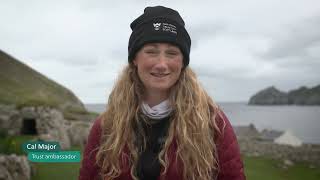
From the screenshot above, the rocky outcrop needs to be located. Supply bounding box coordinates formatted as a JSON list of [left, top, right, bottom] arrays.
[[248, 86, 288, 105], [288, 85, 320, 105], [249, 85, 320, 105], [0, 154, 32, 180]]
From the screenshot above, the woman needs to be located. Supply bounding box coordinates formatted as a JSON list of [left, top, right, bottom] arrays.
[[79, 6, 245, 180]]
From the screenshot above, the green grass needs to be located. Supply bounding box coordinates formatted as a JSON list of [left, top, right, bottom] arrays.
[[0, 135, 83, 180], [244, 156, 320, 180], [31, 146, 83, 180], [31, 162, 81, 180], [0, 135, 36, 155], [29, 155, 320, 180]]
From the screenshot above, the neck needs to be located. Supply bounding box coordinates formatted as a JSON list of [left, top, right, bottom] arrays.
[[144, 90, 169, 107]]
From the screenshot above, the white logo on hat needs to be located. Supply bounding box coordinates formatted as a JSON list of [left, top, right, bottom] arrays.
[[153, 23, 161, 30], [162, 23, 177, 34], [153, 22, 177, 34]]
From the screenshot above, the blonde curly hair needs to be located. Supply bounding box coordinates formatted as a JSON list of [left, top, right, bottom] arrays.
[[96, 64, 221, 180]]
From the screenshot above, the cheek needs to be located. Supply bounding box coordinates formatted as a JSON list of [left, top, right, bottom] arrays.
[[136, 57, 153, 71], [170, 60, 183, 74], [168, 63, 183, 84], [136, 64, 152, 81], [137, 63, 151, 74]]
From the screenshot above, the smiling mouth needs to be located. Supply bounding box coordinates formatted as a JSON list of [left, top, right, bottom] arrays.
[[150, 73, 170, 78]]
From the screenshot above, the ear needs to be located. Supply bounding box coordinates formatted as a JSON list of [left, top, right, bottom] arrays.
[[133, 58, 137, 66]]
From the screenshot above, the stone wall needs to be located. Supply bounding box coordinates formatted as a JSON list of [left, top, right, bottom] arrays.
[[0, 104, 94, 149], [0, 104, 19, 135], [67, 121, 92, 148], [0, 104, 95, 180], [0, 154, 32, 180], [238, 138, 320, 166]]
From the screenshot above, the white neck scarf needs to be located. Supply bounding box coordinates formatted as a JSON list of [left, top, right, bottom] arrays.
[[141, 99, 173, 119]]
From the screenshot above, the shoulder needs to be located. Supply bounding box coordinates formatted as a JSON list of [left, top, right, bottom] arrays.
[[79, 116, 103, 180], [213, 108, 246, 179], [91, 116, 102, 132], [211, 107, 229, 137], [88, 116, 103, 142], [212, 107, 237, 148], [83, 116, 103, 153]]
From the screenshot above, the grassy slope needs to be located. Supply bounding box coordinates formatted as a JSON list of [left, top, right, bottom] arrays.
[[0, 50, 85, 112]]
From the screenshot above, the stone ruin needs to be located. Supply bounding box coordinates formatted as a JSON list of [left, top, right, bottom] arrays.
[[0, 104, 94, 149], [0, 104, 95, 180], [0, 154, 31, 180]]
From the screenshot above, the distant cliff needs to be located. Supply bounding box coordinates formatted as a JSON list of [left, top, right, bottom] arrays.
[[249, 85, 320, 105], [288, 85, 320, 105], [0, 49, 86, 112]]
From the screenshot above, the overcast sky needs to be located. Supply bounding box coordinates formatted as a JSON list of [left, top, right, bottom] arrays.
[[1, 0, 319, 103]]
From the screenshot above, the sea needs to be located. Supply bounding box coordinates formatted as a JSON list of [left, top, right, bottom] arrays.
[[85, 102, 320, 144]]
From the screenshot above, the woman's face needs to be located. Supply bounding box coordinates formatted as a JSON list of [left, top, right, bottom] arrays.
[[133, 42, 184, 95]]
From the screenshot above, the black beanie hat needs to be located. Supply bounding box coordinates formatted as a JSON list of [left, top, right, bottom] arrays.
[[128, 6, 191, 66]]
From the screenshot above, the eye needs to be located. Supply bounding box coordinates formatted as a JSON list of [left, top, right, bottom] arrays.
[[146, 50, 157, 54], [166, 50, 179, 56], [144, 49, 158, 55]]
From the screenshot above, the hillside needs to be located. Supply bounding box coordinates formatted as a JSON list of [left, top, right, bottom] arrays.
[[249, 85, 320, 105], [0, 49, 86, 112], [288, 85, 320, 105], [248, 86, 288, 105]]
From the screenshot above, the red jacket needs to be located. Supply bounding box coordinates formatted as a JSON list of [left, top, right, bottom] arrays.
[[79, 111, 245, 180]]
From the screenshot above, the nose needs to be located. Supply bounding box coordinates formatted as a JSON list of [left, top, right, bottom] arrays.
[[154, 53, 168, 71]]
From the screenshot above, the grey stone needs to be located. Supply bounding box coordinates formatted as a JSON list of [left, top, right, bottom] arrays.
[[238, 138, 320, 166], [67, 121, 91, 147], [283, 159, 294, 166], [0, 105, 71, 149], [0, 154, 31, 180]]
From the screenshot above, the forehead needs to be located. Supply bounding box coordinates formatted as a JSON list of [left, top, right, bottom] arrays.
[[143, 42, 180, 49]]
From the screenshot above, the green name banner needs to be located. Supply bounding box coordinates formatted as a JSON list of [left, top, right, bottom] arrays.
[[22, 141, 61, 153], [28, 151, 81, 162]]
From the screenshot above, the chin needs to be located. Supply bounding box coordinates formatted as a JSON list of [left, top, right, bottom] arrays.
[[149, 84, 171, 92], [153, 87, 170, 91]]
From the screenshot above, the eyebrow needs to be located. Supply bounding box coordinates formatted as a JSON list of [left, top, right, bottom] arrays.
[[145, 43, 178, 49]]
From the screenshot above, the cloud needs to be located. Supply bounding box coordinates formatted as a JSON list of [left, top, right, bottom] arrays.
[[29, 55, 101, 67], [261, 16, 320, 60], [192, 64, 254, 80], [1, 0, 320, 103], [189, 22, 225, 49]]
